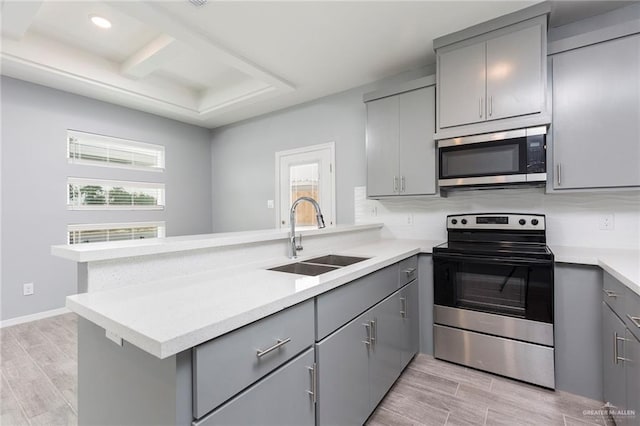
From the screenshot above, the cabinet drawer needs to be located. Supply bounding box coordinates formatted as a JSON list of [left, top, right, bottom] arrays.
[[398, 255, 418, 287], [316, 263, 398, 340], [603, 272, 627, 316], [194, 348, 315, 426], [193, 300, 314, 419]]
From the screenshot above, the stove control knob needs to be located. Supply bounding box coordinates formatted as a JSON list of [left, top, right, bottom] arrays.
[[451, 219, 458, 225], [531, 219, 539, 226], [519, 219, 526, 226], [461, 219, 467, 225]]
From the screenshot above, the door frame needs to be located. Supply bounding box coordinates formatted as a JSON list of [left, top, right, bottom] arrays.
[[274, 142, 336, 229]]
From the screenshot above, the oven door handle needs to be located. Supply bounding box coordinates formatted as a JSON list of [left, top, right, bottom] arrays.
[[433, 253, 552, 266]]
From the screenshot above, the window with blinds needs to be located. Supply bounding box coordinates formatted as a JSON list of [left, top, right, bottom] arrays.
[[67, 130, 165, 171], [68, 222, 166, 244], [67, 178, 165, 210]]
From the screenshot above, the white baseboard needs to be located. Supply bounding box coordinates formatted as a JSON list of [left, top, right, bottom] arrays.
[[0, 307, 72, 328]]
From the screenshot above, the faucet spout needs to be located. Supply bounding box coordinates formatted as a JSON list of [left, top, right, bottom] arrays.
[[289, 197, 326, 259]]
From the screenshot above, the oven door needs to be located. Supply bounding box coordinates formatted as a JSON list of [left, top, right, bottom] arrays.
[[434, 253, 553, 323]]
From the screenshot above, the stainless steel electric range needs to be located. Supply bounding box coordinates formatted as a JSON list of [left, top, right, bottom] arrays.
[[433, 213, 555, 388]]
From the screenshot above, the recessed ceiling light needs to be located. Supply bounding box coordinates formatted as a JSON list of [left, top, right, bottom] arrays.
[[89, 15, 112, 29]]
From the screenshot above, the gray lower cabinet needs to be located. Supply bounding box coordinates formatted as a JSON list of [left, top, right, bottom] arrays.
[[552, 33, 640, 190], [315, 309, 371, 426], [602, 271, 640, 425], [399, 280, 419, 369], [602, 302, 627, 412], [316, 281, 418, 426], [194, 348, 316, 426]]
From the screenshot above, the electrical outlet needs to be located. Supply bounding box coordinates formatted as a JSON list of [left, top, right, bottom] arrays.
[[370, 206, 378, 217], [599, 214, 615, 231], [23, 282, 34, 296], [267, 200, 274, 209], [406, 214, 414, 225]]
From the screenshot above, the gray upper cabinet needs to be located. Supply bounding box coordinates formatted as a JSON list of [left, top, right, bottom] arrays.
[[434, 9, 549, 139], [552, 34, 640, 190], [365, 80, 436, 198], [486, 25, 543, 121], [366, 95, 399, 197], [438, 43, 486, 128]]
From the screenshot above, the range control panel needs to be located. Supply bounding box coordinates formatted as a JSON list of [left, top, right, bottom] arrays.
[[447, 213, 545, 231]]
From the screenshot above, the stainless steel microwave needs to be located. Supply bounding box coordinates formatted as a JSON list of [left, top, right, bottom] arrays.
[[437, 127, 547, 189]]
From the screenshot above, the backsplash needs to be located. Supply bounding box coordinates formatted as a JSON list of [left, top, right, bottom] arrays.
[[355, 187, 640, 249]]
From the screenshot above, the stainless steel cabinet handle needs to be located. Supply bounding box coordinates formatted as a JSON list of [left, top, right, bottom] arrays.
[[401, 176, 405, 193], [628, 315, 640, 328], [306, 363, 317, 403], [393, 176, 398, 193], [362, 323, 371, 346], [479, 98, 483, 119], [370, 320, 376, 346], [256, 337, 291, 358], [400, 297, 407, 318], [404, 267, 416, 276], [614, 333, 631, 363], [603, 289, 618, 298], [489, 96, 493, 117], [557, 164, 561, 186]]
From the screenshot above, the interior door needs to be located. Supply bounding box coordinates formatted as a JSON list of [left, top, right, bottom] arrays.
[[278, 146, 334, 228]]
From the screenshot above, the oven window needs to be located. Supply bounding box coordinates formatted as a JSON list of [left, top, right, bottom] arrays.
[[440, 141, 522, 179], [456, 265, 528, 317]]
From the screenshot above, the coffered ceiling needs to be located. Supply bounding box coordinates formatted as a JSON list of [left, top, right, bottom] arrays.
[[1, 1, 624, 129]]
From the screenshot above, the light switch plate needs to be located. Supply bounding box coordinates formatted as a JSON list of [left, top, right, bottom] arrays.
[[267, 200, 274, 209]]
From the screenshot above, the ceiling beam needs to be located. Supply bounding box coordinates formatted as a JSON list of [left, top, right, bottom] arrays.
[[1, 0, 43, 40], [120, 34, 184, 79]]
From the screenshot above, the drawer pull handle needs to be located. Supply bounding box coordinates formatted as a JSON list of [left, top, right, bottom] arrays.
[[400, 297, 407, 318], [628, 315, 640, 328], [362, 323, 371, 347], [370, 319, 377, 347], [256, 337, 291, 358], [306, 363, 317, 403], [603, 289, 618, 298], [404, 267, 416, 276]]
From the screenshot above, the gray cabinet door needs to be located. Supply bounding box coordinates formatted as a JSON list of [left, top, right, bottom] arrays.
[[194, 348, 315, 426], [603, 302, 627, 411], [486, 24, 543, 121], [552, 34, 640, 189], [369, 293, 402, 410], [400, 280, 419, 370], [316, 310, 371, 426], [438, 42, 486, 128], [366, 96, 399, 197], [626, 330, 640, 426], [398, 86, 436, 195]]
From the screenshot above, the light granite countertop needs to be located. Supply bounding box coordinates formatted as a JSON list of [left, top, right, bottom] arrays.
[[66, 239, 429, 359], [63, 231, 639, 360]]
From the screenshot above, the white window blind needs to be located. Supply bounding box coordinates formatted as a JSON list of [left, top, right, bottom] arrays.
[[68, 222, 166, 244], [67, 130, 165, 171], [67, 178, 165, 210]]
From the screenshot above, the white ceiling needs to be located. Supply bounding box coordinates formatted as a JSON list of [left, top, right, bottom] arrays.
[[0, 1, 621, 129]]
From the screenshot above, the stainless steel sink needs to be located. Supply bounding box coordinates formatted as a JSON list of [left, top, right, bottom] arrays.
[[268, 262, 339, 276], [304, 255, 370, 267], [267, 254, 370, 276]]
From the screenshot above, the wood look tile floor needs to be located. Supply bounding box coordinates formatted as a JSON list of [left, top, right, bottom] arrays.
[[0, 314, 611, 426]]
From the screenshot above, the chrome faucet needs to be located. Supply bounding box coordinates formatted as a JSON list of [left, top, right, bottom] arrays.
[[289, 197, 326, 259]]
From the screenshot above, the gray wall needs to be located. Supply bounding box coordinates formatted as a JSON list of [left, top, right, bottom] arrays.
[[210, 66, 435, 232], [1, 76, 212, 321]]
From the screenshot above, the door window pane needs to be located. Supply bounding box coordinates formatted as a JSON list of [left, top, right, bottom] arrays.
[[290, 163, 319, 226]]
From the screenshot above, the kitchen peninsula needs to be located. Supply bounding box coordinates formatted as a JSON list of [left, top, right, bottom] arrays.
[[52, 224, 640, 425]]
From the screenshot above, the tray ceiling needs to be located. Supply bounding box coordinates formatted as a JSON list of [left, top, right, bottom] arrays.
[[1, 1, 554, 128]]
